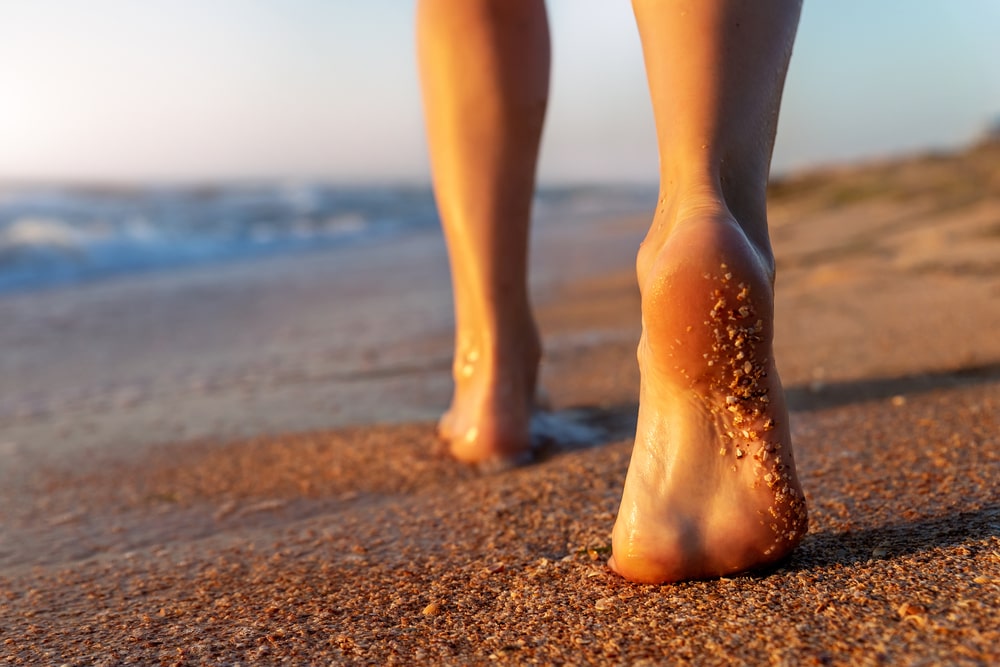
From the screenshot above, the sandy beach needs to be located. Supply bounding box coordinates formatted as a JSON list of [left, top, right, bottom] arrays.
[[2, 143, 999, 664]]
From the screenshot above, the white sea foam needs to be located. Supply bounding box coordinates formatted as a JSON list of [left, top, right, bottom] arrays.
[[0, 184, 653, 292], [1, 217, 84, 250]]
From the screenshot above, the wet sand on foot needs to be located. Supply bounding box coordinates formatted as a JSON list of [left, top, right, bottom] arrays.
[[2, 145, 1000, 664]]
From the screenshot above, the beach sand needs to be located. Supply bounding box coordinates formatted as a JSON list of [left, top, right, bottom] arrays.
[[2, 145, 999, 664]]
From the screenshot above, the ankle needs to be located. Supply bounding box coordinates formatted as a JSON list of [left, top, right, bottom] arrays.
[[642, 184, 774, 281], [453, 320, 541, 381]]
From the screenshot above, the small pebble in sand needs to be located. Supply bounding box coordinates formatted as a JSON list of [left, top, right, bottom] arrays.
[[897, 602, 927, 626], [422, 601, 442, 616], [595, 597, 616, 611], [891, 395, 907, 407]]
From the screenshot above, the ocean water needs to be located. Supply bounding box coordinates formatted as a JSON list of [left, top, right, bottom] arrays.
[[0, 183, 655, 293]]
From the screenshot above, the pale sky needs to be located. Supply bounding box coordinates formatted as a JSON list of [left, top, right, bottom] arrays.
[[0, 0, 997, 184]]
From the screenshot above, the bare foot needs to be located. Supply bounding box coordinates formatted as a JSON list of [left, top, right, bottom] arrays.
[[609, 205, 807, 583], [437, 325, 541, 468]]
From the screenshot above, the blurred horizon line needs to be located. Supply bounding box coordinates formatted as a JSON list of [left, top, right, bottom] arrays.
[[0, 130, 993, 190]]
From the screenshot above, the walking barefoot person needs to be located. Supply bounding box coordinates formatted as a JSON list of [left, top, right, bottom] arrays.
[[417, 0, 808, 584]]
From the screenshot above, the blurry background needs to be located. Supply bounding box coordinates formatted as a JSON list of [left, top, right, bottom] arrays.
[[2, 0, 998, 183], [0, 0, 998, 289]]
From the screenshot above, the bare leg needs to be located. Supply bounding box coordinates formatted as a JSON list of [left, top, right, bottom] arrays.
[[609, 0, 808, 583], [417, 0, 549, 465]]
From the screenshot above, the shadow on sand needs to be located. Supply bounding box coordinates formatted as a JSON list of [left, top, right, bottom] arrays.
[[552, 359, 1000, 446], [785, 360, 1000, 412], [790, 504, 1000, 572]]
